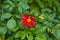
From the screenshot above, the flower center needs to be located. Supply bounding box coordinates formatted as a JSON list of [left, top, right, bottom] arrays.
[[27, 16, 31, 23]]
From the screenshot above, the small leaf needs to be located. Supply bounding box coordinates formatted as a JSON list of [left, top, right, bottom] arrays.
[[36, 0, 44, 8], [0, 37, 1, 40], [28, 0, 33, 3], [6, 0, 14, 6], [57, 6, 60, 13], [41, 8, 52, 13], [9, 7, 13, 12], [53, 7, 56, 12], [3, 5, 10, 9], [15, 15, 20, 18], [12, 27, 19, 32], [55, 24, 60, 29], [21, 34, 25, 40], [28, 35, 33, 40], [18, 7, 22, 13], [1, 13, 12, 19], [35, 24, 41, 28], [36, 34, 47, 40], [56, 31, 60, 38], [15, 31, 24, 38], [52, 29, 60, 39], [7, 36, 13, 40], [25, 5, 30, 9], [21, 4, 30, 9], [15, 31, 21, 38], [7, 18, 16, 29], [0, 27, 7, 35], [56, 24, 60, 28]]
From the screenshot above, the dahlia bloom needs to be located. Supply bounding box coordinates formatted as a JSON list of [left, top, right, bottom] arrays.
[[21, 14, 36, 27]]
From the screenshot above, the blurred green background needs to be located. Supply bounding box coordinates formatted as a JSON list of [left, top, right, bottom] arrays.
[[0, 0, 60, 40]]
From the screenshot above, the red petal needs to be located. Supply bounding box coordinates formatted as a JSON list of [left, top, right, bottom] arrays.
[[23, 14, 28, 18], [31, 21, 36, 26], [30, 16, 35, 21], [30, 15, 35, 19], [21, 14, 28, 20], [29, 23, 33, 27], [26, 23, 29, 26], [21, 21, 27, 25], [21, 17, 27, 20]]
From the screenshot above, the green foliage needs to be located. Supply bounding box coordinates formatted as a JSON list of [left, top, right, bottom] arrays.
[[18, 7, 23, 13], [36, 0, 44, 8], [0, 27, 7, 35], [36, 34, 46, 40], [28, 35, 33, 40], [1, 13, 12, 19], [0, 0, 60, 40], [7, 18, 16, 29]]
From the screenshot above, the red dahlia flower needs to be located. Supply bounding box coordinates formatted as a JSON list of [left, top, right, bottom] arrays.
[[21, 14, 36, 27]]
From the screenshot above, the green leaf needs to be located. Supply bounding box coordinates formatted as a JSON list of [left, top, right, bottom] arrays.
[[19, 21, 24, 29], [15, 15, 20, 18], [2, 5, 13, 12], [41, 8, 52, 13], [7, 18, 16, 29], [54, 0, 60, 7], [53, 7, 56, 12], [58, 16, 60, 19], [36, 0, 44, 8], [15, 31, 25, 38], [40, 27, 46, 32], [1, 13, 12, 19], [0, 37, 1, 40], [57, 6, 60, 13], [47, 0, 53, 6], [30, 5, 39, 14], [35, 27, 46, 34], [23, 10, 30, 14], [15, 31, 21, 38], [18, 7, 22, 13], [7, 36, 13, 40], [54, 24, 60, 28], [21, 4, 30, 10], [28, 35, 33, 40], [29, 28, 35, 32], [52, 29, 60, 39], [21, 34, 25, 40], [35, 24, 41, 28], [56, 24, 60, 28], [6, 0, 14, 6], [36, 34, 47, 40], [56, 31, 60, 38], [25, 5, 30, 9], [3, 5, 10, 9], [9, 7, 13, 12], [0, 27, 7, 35], [28, 0, 33, 3], [12, 26, 19, 32]]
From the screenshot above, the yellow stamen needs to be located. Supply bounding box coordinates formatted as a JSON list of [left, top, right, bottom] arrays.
[[27, 16, 31, 23]]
